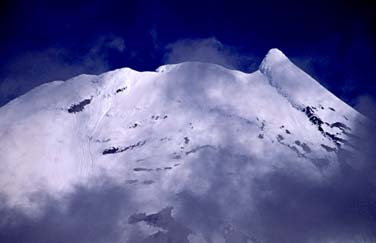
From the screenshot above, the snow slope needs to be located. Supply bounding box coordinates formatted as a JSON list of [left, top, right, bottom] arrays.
[[0, 49, 369, 242]]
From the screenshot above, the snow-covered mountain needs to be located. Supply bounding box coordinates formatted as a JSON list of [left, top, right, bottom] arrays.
[[0, 49, 372, 242]]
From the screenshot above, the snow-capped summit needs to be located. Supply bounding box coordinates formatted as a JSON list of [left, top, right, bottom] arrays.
[[260, 49, 359, 121], [259, 48, 289, 72], [0, 49, 369, 242]]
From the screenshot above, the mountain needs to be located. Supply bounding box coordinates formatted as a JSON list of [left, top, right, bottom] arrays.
[[0, 49, 372, 243]]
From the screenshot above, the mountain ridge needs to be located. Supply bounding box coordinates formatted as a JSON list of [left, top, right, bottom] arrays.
[[0, 48, 370, 242]]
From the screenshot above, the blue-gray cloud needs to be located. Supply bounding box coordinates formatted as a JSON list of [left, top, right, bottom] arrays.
[[174, 120, 376, 243], [0, 179, 132, 243]]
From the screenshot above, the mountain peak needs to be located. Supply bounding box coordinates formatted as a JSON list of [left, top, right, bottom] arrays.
[[259, 48, 289, 73], [0, 47, 366, 241], [264, 48, 288, 61]]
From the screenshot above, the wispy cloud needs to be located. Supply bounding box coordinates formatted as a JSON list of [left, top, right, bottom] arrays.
[[0, 35, 126, 106], [163, 37, 259, 71], [150, 25, 160, 50], [355, 95, 376, 122]]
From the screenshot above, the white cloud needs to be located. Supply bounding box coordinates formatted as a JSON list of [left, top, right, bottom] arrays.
[[163, 37, 259, 71]]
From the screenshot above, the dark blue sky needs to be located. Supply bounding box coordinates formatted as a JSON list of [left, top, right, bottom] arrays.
[[0, 0, 375, 108]]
